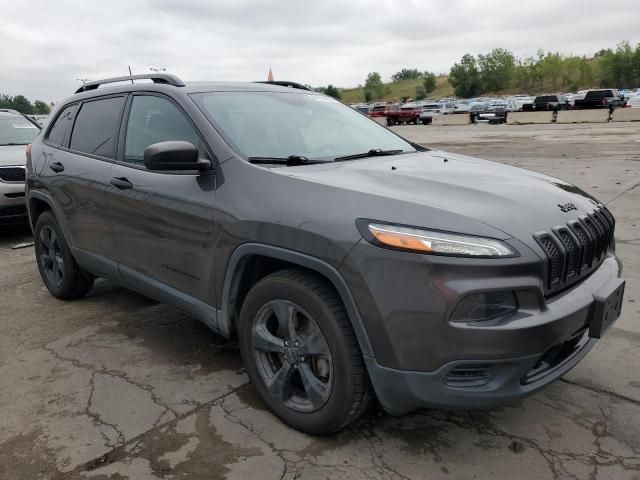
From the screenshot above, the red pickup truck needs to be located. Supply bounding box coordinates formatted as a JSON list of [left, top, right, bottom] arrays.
[[385, 103, 422, 126]]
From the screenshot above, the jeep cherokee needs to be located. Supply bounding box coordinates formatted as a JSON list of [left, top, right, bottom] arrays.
[[26, 74, 624, 434]]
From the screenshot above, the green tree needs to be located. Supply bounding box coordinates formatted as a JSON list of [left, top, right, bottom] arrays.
[[11, 95, 33, 114], [364, 72, 389, 100], [33, 100, 51, 115], [478, 48, 515, 92], [324, 84, 341, 99], [415, 85, 426, 100], [364, 89, 373, 102], [422, 71, 436, 94], [448, 54, 482, 98], [391, 68, 423, 82]]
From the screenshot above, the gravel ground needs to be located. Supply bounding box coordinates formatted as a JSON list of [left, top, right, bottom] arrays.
[[0, 121, 639, 479]]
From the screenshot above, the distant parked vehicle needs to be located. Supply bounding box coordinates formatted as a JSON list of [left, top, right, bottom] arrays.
[[573, 90, 626, 110], [522, 95, 571, 112], [468, 102, 489, 122], [477, 102, 508, 124], [352, 104, 371, 115], [386, 103, 422, 126], [0, 109, 41, 222], [624, 96, 640, 108], [369, 103, 390, 118], [418, 103, 440, 124]]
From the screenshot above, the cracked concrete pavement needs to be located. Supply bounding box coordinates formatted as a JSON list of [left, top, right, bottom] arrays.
[[0, 122, 639, 479]]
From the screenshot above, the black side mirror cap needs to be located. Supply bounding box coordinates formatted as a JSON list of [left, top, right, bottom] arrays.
[[143, 141, 212, 171]]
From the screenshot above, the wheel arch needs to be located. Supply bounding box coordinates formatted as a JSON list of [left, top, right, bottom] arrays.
[[27, 191, 66, 234], [217, 243, 374, 357]]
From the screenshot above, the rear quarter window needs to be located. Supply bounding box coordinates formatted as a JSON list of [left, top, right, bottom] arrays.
[[69, 96, 126, 159], [46, 105, 77, 147]]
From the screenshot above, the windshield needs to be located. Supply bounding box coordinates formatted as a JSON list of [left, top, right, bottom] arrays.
[[193, 92, 414, 161], [0, 116, 40, 145]]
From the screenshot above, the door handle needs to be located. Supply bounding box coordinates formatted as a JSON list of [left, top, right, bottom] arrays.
[[110, 177, 133, 190], [49, 162, 64, 173]]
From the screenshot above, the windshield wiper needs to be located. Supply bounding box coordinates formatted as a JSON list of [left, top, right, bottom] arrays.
[[248, 155, 324, 166], [0, 143, 29, 146], [334, 149, 405, 162]]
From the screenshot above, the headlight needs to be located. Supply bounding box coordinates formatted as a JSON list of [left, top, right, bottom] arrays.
[[357, 221, 518, 258]]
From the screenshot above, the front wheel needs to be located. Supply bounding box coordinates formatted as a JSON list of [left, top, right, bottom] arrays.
[[238, 269, 372, 434]]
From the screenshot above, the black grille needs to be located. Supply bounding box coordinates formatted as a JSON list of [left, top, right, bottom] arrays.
[[0, 167, 26, 182], [535, 206, 615, 292]]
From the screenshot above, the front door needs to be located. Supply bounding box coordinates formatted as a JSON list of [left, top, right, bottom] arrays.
[[106, 93, 217, 308]]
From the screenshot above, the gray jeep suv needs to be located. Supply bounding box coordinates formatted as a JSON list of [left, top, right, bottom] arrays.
[[26, 74, 624, 434]]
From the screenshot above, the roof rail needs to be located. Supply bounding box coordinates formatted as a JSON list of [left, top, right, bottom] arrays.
[[0, 109, 21, 114], [75, 73, 185, 94], [254, 81, 312, 91]]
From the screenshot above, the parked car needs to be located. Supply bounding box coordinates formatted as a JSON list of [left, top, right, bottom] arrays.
[[573, 89, 627, 110], [477, 102, 508, 124], [625, 96, 640, 108], [522, 95, 571, 111], [351, 104, 371, 115], [506, 97, 533, 112], [0, 109, 41, 222], [418, 103, 443, 124], [27, 73, 624, 434], [386, 103, 422, 126], [369, 103, 398, 118]]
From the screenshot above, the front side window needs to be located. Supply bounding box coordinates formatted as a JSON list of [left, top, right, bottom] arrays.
[[193, 92, 414, 161], [46, 104, 77, 147], [124, 96, 199, 166], [0, 115, 40, 146], [69, 96, 125, 159]]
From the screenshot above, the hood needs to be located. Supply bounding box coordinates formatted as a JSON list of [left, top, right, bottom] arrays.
[[284, 150, 600, 244], [0, 145, 27, 168]]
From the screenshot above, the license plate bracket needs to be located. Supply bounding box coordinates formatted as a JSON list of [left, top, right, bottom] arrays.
[[589, 279, 625, 339]]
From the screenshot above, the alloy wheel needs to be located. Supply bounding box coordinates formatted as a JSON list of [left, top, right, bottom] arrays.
[[39, 225, 64, 287], [251, 299, 333, 412]]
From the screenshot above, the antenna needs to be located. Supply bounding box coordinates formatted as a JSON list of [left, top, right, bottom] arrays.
[[128, 66, 134, 84]]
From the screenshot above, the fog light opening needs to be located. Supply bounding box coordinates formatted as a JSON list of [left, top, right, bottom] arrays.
[[451, 291, 518, 323]]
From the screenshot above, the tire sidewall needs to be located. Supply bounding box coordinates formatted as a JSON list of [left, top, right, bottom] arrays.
[[239, 275, 359, 434], [34, 212, 78, 298]]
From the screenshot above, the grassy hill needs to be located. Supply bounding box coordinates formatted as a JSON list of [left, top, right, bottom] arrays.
[[339, 76, 454, 103]]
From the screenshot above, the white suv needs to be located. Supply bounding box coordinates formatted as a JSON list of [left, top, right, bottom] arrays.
[[0, 109, 41, 222]]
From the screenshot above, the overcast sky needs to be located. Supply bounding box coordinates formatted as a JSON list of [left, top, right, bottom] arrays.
[[2, 0, 639, 103]]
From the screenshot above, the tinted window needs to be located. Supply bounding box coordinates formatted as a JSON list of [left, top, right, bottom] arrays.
[[0, 115, 40, 146], [124, 96, 199, 166], [69, 96, 125, 159], [46, 105, 77, 147]]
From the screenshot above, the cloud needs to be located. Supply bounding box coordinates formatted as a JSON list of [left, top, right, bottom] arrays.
[[1, 0, 638, 102]]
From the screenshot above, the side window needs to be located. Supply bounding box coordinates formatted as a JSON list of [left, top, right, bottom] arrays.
[[124, 96, 199, 166], [46, 104, 77, 147], [69, 96, 125, 159]]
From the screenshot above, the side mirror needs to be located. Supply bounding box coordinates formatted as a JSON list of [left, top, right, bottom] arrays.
[[143, 141, 211, 171]]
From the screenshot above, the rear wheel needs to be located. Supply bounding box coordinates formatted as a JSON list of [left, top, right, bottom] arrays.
[[34, 211, 94, 299], [238, 269, 372, 434]]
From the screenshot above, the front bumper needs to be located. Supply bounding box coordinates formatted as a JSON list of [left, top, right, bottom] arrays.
[[361, 256, 623, 413], [0, 181, 27, 221]]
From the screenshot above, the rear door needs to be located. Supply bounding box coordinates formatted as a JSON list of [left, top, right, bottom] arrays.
[[106, 93, 217, 306], [39, 95, 125, 277]]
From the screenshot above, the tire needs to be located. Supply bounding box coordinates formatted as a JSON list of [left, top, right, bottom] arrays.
[[34, 211, 94, 299], [386, 117, 394, 126], [238, 268, 372, 434]]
